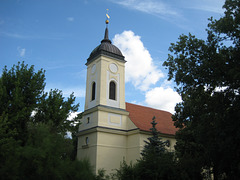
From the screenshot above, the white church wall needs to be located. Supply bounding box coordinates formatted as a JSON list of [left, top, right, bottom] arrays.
[[96, 131, 127, 174]]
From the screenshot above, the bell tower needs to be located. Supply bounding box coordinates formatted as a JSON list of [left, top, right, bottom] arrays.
[[77, 15, 135, 174], [84, 24, 126, 110]]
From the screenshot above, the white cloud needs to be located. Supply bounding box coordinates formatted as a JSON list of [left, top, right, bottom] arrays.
[[67, 111, 81, 120], [1, 32, 28, 39], [113, 0, 179, 19], [186, 0, 224, 14], [113, 30, 164, 91], [67, 17, 74, 22], [145, 86, 182, 114], [17, 47, 26, 57], [112, 0, 224, 17]]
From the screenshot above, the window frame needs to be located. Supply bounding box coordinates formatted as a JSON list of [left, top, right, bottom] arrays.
[[109, 81, 116, 100]]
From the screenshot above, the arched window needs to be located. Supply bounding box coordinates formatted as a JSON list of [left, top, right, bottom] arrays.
[[91, 82, 96, 101], [109, 81, 116, 100]]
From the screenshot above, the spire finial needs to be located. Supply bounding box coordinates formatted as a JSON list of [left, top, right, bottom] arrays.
[[105, 9, 110, 25], [101, 9, 111, 44]]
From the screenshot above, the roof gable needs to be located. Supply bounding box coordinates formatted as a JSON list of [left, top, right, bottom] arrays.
[[126, 102, 177, 135]]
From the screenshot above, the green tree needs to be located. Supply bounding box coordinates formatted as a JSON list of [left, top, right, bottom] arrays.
[[137, 116, 177, 180], [163, 0, 240, 179], [0, 113, 21, 179], [0, 62, 95, 179], [112, 160, 138, 180], [140, 116, 167, 158], [0, 62, 45, 145], [17, 123, 95, 180], [32, 89, 79, 136], [0, 62, 46, 179], [32, 89, 81, 160]]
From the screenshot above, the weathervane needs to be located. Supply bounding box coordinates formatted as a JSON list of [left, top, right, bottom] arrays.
[[106, 9, 110, 25]]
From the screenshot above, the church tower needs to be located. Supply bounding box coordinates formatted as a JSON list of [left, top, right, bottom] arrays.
[[84, 25, 126, 110], [77, 17, 137, 174]]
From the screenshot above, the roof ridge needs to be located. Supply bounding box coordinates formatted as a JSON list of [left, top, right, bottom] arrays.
[[125, 102, 172, 115]]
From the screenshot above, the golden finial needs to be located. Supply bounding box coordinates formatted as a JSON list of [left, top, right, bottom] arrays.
[[106, 9, 110, 24]]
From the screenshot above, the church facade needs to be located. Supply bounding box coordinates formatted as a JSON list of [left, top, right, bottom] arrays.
[[77, 24, 177, 174]]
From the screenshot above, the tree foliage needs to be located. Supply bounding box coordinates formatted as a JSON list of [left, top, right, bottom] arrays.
[[0, 62, 45, 145], [137, 116, 177, 180], [141, 116, 167, 158], [33, 89, 79, 135], [163, 0, 240, 179], [0, 62, 95, 179], [112, 161, 138, 180]]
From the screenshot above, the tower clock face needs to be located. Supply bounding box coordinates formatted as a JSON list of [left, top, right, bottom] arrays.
[[109, 63, 118, 73], [91, 64, 96, 74]]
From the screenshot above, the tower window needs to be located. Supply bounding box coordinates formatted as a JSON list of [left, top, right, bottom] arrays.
[[109, 81, 116, 100], [85, 137, 89, 145], [87, 117, 90, 124], [91, 82, 96, 101]]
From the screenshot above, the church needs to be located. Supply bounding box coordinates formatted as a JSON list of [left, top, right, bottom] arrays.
[[77, 19, 177, 174]]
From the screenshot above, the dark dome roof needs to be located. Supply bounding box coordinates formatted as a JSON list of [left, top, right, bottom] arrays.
[[87, 27, 125, 63], [91, 41, 123, 57]]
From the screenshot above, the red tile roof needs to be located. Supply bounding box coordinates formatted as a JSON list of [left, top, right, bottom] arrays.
[[126, 102, 178, 135]]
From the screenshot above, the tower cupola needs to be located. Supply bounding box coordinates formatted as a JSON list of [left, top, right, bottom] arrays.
[[86, 25, 125, 64], [84, 12, 126, 110]]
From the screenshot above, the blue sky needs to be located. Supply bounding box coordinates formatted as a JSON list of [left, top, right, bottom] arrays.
[[0, 0, 225, 113]]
